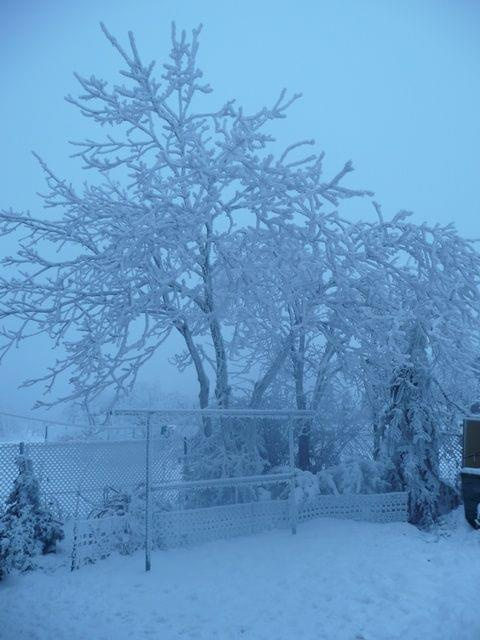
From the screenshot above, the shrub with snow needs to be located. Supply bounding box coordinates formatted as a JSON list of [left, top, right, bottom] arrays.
[[317, 458, 391, 497], [83, 483, 177, 556], [292, 459, 391, 508], [0, 453, 64, 580], [294, 470, 321, 506]]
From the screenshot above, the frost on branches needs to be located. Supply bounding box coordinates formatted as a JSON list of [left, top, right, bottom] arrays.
[[0, 23, 369, 414], [357, 216, 480, 526], [0, 454, 64, 580], [1, 24, 480, 527], [378, 325, 460, 527]]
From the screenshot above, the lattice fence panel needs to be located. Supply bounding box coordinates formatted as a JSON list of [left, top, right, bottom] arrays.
[[69, 491, 409, 569], [298, 491, 408, 523], [0, 426, 463, 517], [0, 443, 20, 507], [0, 439, 183, 518], [439, 433, 462, 488], [154, 499, 289, 549], [26, 440, 148, 517], [341, 429, 375, 461]]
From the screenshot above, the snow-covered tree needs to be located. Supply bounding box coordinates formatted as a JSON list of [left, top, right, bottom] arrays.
[[0, 453, 64, 579], [225, 214, 373, 468], [0, 23, 478, 526], [379, 324, 450, 525], [355, 212, 480, 525], [0, 24, 368, 414]]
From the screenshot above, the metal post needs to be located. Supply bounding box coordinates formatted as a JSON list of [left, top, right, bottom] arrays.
[[145, 414, 152, 572], [44, 423, 49, 443], [288, 419, 297, 535]]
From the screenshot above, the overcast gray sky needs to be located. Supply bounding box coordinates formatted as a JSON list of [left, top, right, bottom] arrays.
[[1, 0, 479, 416]]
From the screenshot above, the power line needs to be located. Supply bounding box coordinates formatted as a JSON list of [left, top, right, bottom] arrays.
[[0, 410, 91, 430]]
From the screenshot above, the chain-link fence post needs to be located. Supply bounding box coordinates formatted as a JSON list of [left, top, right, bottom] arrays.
[[144, 414, 152, 572], [288, 418, 297, 535]]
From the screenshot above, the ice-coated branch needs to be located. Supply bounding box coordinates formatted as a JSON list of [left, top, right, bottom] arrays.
[[4, 21, 474, 422]]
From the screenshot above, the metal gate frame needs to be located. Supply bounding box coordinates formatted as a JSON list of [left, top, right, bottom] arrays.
[[111, 408, 313, 571]]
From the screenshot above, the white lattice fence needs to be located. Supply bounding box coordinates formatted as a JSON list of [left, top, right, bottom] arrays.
[[0, 426, 462, 517], [298, 491, 408, 523], [439, 433, 462, 487], [0, 438, 183, 517], [154, 499, 289, 549], [0, 443, 20, 505], [71, 492, 409, 569]]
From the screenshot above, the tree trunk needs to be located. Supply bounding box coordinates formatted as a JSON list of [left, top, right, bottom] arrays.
[[249, 333, 294, 409], [175, 321, 211, 435], [291, 327, 310, 471], [201, 224, 230, 410], [209, 317, 230, 409]]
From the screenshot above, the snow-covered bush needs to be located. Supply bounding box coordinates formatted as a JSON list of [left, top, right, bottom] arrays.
[[0, 454, 64, 579], [291, 459, 391, 508], [0, 503, 36, 579], [82, 482, 177, 555], [294, 470, 321, 506], [317, 458, 391, 497], [88, 483, 176, 520], [87, 486, 132, 519]]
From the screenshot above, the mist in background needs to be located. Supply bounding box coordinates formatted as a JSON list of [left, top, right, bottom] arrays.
[[1, 0, 479, 417]]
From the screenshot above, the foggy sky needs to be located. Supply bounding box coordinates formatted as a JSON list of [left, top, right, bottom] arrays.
[[1, 0, 479, 416]]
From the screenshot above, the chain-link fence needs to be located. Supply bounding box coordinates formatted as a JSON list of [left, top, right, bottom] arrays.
[[5, 409, 458, 569], [0, 414, 463, 519], [0, 410, 301, 519], [439, 432, 463, 487]]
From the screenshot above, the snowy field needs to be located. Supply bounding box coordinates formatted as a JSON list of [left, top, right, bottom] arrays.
[[1, 509, 478, 640]]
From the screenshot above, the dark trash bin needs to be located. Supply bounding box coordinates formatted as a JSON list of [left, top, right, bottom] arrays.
[[461, 469, 480, 529], [461, 418, 480, 528]]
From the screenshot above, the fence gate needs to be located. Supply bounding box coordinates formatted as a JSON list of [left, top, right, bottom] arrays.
[[110, 409, 305, 570]]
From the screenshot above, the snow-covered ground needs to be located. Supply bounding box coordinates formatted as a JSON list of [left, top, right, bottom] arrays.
[[1, 509, 478, 640]]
